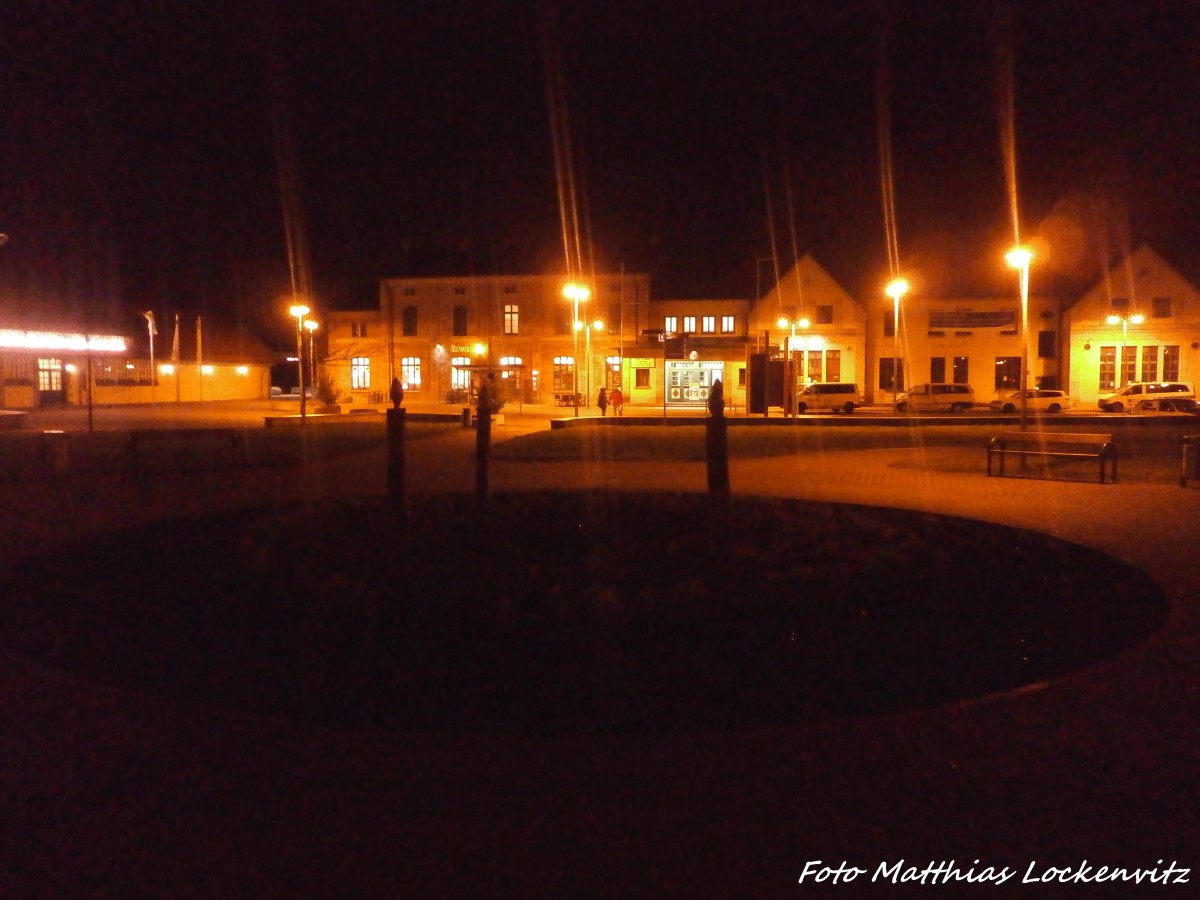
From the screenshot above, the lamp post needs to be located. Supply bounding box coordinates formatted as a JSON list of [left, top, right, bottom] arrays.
[[776, 315, 810, 416], [143, 310, 157, 403], [1106, 312, 1144, 388], [1005, 248, 1033, 431], [289, 303, 310, 421], [304, 318, 319, 396], [884, 277, 910, 401], [563, 282, 590, 416], [576, 318, 604, 408]]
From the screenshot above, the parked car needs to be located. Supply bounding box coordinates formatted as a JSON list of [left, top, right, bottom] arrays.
[[989, 389, 1074, 414], [1098, 381, 1195, 413], [894, 382, 976, 413], [1133, 397, 1200, 414], [795, 382, 863, 414]]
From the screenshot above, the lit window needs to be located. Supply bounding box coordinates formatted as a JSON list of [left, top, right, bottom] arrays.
[[451, 356, 470, 390], [721, 315, 735, 333], [553, 355, 575, 392], [664, 316, 677, 333], [683, 316, 696, 333], [1163, 345, 1180, 380], [1098, 346, 1116, 391], [1141, 346, 1158, 382], [503, 304, 519, 335], [351, 356, 371, 389], [702, 316, 715, 333], [499, 355, 523, 379], [400, 356, 422, 388]]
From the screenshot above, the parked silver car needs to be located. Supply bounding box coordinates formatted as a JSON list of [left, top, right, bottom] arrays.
[[989, 389, 1074, 414]]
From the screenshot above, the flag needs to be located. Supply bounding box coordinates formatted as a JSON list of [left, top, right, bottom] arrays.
[[171, 314, 180, 363], [143, 310, 157, 335]]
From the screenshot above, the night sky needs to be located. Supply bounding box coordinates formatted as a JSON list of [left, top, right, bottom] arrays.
[[1, 0, 1197, 347]]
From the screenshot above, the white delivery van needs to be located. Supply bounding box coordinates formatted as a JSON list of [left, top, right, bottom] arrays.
[[894, 383, 976, 413], [796, 382, 863, 414], [1097, 382, 1195, 413]]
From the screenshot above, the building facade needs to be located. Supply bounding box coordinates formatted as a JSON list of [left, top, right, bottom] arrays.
[[327, 273, 653, 408], [324, 245, 1193, 412], [1065, 245, 1200, 404]]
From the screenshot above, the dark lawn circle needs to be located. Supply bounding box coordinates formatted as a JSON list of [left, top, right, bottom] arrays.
[[2, 492, 1167, 736]]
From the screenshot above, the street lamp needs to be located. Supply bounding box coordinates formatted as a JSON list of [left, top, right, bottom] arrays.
[[1106, 312, 1144, 387], [776, 315, 810, 416], [1005, 247, 1033, 431], [884, 277, 910, 400], [576, 317, 604, 408], [289, 303, 310, 420], [563, 282, 590, 416], [303, 319, 319, 396]]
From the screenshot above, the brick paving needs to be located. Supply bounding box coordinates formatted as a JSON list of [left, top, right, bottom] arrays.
[[2, 403, 1199, 897]]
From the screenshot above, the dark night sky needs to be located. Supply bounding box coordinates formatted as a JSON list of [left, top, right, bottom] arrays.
[[1, 0, 1197, 346]]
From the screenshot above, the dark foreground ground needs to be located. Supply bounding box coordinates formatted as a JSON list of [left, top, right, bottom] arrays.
[[2, 414, 1199, 898]]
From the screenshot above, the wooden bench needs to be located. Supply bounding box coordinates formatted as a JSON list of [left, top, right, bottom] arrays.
[[126, 428, 247, 474], [987, 431, 1117, 483]]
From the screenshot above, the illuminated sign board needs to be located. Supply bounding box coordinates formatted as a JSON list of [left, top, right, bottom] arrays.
[[928, 310, 1017, 329], [0, 329, 127, 352], [665, 359, 724, 406]]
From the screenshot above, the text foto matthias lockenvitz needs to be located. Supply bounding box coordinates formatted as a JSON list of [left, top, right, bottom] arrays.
[[799, 859, 1190, 887]]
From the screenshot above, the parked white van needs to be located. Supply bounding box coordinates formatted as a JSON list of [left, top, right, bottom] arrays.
[[894, 383, 976, 413], [1097, 382, 1195, 413], [796, 382, 863, 414]]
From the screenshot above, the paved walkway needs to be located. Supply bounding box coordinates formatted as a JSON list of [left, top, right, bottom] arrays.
[[3, 418, 1199, 898]]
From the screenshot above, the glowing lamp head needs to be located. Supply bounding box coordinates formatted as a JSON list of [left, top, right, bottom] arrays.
[[776, 316, 790, 329], [303, 319, 318, 333], [798, 317, 811, 329], [289, 303, 311, 320], [1005, 247, 1033, 270], [562, 282, 590, 303], [1130, 314, 1145, 325], [593, 319, 604, 332], [1106, 315, 1121, 325], [884, 277, 910, 302], [472, 342, 486, 356]]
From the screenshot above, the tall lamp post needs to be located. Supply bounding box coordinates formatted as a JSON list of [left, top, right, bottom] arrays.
[[884, 277, 910, 401], [776, 315, 810, 416], [1106, 312, 1144, 388], [1005, 247, 1033, 431], [576, 318, 604, 408], [304, 318, 319, 397], [289, 303, 311, 421], [563, 282, 590, 416]]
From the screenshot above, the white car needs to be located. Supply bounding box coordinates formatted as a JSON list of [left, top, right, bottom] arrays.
[[989, 389, 1074, 414]]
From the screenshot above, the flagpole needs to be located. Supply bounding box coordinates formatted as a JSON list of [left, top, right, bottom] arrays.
[[144, 311, 157, 404]]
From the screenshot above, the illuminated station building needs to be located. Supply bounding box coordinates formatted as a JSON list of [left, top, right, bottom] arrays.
[[325, 245, 1198, 411], [0, 315, 275, 410]]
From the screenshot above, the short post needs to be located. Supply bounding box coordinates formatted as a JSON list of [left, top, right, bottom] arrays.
[[706, 380, 729, 547], [387, 407, 406, 522], [476, 382, 492, 500]]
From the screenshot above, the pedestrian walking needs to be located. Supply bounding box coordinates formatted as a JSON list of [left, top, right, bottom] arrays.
[[597, 386, 608, 416], [610, 386, 624, 415], [389, 376, 405, 409]]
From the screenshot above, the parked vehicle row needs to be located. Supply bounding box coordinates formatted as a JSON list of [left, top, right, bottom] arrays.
[[788, 380, 1197, 415], [1095, 382, 1195, 413]]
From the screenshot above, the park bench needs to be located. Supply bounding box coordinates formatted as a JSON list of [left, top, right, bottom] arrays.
[[987, 431, 1116, 483], [126, 428, 248, 474]]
